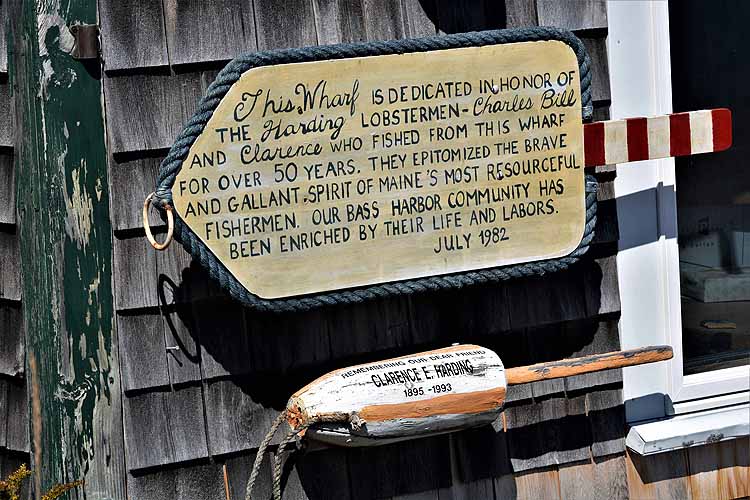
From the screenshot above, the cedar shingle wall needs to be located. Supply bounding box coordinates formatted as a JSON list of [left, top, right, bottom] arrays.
[[0, 6, 30, 489], [111, 0, 619, 497]]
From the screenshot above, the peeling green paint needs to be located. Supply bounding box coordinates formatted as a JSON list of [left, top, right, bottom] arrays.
[[13, 0, 123, 497]]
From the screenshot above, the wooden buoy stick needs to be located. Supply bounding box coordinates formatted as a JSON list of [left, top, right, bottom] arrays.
[[505, 345, 673, 385], [583, 109, 732, 167]]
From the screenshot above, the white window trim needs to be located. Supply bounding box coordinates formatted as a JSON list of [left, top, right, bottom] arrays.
[[626, 403, 750, 455], [607, 0, 749, 424]]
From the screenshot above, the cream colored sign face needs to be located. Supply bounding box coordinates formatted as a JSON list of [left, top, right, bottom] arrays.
[[173, 41, 585, 299]]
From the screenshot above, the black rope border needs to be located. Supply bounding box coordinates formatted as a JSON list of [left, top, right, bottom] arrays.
[[153, 27, 597, 313]]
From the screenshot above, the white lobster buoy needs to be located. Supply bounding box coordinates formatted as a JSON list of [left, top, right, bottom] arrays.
[[288, 345, 506, 446]]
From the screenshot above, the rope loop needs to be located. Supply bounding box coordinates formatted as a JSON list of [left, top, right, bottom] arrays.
[[245, 410, 352, 500], [143, 192, 174, 251], [245, 410, 289, 500]]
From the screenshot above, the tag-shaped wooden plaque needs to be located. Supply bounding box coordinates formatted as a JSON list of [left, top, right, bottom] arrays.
[[172, 40, 585, 299]]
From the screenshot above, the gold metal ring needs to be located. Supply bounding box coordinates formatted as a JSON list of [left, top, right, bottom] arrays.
[[143, 192, 174, 251]]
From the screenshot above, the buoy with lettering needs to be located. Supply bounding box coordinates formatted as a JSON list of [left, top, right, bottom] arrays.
[[246, 344, 673, 499]]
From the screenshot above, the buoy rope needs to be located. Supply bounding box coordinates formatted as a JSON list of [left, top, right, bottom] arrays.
[[245, 411, 353, 500]]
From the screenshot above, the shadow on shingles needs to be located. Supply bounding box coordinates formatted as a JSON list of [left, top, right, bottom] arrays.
[[289, 426, 517, 500], [157, 257, 602, 393], [417, 0, 507, 34]]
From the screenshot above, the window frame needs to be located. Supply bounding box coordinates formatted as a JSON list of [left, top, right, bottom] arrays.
[[607, 0, 750, 423]]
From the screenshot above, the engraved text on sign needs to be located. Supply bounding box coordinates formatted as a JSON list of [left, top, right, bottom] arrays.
[[172, 41, 585, 298]]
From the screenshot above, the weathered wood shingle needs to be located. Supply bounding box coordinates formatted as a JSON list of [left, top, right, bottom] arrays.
[[286, 448, 351, 499], [0, 154, 15, 225], [558, 455, 629, 500], [506, 269, 589, 330], [127, 461, 225, 500], [162, 304, 202, 385], [587, 384, 626, 457], [312, 0, 367, 45], [362, 0, 406, 40], [505, 394, 590, 472], [0, 230, 21, 302], [191, 299, 251, 379], [254, 0, 318, 50], [506, 0, 538, 28], [122, 385, 208, 470], [109, 154, 162, 232], [343, 435, 452, 498], [0, 377, 29, 453], [163, 0, 258, 66], [0, 83, 13, 148], [0, 380, 7, 449], [525, 324, 570, 397], [100, 0, 170, 71], [312, 0, 434, 49], [586, 253, 621, 317], [113, 234, 159, 310], [203, 378, 280, 456], [446, 425, 514, 496], [0, 0, 7, 73], [536, 0, 607, 31], [104, 71, 203, 154], [117, 312, 170, 392], [435, 0, 507, 33], [591, 168, 618, 245], [0, 303, 23, 378], [401, 0, 437, 37], [582, 36, 611, 103], [564, 317, 621, 392], [113, 233, 202, 311], [223, 452, 273, 500]]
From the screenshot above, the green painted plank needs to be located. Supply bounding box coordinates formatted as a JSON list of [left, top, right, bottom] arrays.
[[11, 0, 125, 497]]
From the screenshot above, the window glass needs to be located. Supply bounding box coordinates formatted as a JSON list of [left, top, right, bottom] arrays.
[[669, 1, 750, 375]]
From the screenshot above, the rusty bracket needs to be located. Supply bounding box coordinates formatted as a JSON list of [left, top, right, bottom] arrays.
[[69, 24, 100, 60]]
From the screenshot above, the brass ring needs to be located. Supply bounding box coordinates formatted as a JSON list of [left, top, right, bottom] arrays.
[[143, 192, 174, 251]]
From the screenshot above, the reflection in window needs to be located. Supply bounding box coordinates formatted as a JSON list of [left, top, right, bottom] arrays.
[[670, 1, 750, 375]]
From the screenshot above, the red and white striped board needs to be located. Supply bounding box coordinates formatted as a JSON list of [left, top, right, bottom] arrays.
[[584, 108, 732, 167]]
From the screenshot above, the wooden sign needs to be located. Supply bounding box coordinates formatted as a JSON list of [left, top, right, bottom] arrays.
[[172, 41, 586, 299], [286, 344, 673, 447]]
